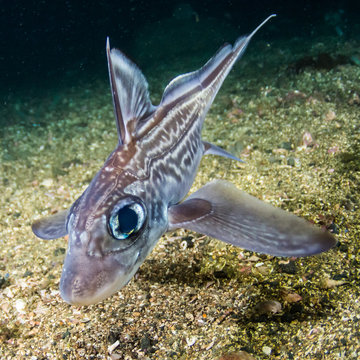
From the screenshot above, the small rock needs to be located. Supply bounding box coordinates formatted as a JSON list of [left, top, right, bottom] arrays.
[[321, 278, 346, 288], [262, 345, 272, 356], [108, 340, 120, 354], [219, 351, 256, 360], [252, 265, 271, 276], [282, 292, 302, 303], [15, 299, 26, 313], [300, 131, 316, 148], [110, 354, 122, 360], [140, 334, 151, 351], [254, 300, 282, 315], [273, 148, 288, 155], [324, 110, 336, 121], [40, 178, 54, 187], [247, 255, 260, 262], [186, 336, 197, 347]]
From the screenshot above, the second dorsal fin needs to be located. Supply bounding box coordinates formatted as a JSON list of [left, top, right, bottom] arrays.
[[106, 38, 156, 144], [203, 141, 244, 162]]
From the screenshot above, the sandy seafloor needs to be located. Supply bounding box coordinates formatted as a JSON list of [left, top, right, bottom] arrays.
[[1, 31, 360, 360]]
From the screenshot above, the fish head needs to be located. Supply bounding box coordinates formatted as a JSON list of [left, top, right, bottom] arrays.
[[59, 154, 167, 305]]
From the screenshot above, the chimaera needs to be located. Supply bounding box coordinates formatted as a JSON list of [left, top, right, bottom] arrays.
[[32, 15, 336, 305]]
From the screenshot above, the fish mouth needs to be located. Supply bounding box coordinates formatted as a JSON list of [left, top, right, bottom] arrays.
[[59, 250, 140, 306], [60, 271, 131, 306]]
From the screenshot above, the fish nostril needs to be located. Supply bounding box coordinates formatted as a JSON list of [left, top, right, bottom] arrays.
[[72, 277, 83, 292], [60, 277, 85, 305]]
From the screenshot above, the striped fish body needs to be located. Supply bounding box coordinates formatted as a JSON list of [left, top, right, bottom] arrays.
[[32, 15, 335, 305]]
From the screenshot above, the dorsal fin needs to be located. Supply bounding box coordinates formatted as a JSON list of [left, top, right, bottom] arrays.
[[137, 15, 276, 137], [160, 14, 276, 108], [106, 38, 155, 144], [203, 141, 245, 162]]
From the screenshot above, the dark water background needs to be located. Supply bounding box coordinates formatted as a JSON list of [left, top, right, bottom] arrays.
[[1, 0, 359, 123]]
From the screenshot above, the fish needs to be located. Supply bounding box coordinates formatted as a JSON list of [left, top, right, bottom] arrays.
[[32, 14, 336, 306]]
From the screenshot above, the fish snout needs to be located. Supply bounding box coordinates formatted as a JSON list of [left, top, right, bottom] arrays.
[[59, 231, 141, 305], [59, 252, 117, 305]]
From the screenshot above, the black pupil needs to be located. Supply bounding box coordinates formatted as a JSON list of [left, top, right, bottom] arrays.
[[117, 205, 138, 234]]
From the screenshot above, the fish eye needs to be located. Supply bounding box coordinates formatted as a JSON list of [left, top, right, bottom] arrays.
[[109, 201, 146, 240]]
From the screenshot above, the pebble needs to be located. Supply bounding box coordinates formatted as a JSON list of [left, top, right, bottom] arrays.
[[301, 131, 315, 147], [40, 178, 54, 187], [110, 354, 122, 360], [324, 110, 336, 121], [321, 278, 346, 288], [282, 292, 302, 303], [108, 340, 120, 354], [186, 336, 197, 347], [15, 299, 26, 313], [262, 345, 272, 356], [219, 351, 256, 360], [254, 300, 282, 315]]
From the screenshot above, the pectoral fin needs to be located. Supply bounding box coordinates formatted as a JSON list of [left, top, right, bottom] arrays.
[[32, 209, 69, 240], [168, 180, 336, 257]]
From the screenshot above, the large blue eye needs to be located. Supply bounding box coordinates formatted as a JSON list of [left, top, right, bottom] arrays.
[[109, 202, 146, 240]]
